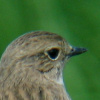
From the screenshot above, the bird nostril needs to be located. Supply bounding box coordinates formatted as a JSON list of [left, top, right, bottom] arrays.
[[71, 48, 74, 52]]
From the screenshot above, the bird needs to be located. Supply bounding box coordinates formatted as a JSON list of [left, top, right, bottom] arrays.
[[0, 31, 87, 100]]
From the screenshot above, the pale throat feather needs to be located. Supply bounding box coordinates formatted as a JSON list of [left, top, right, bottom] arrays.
[[57, 72, 64, 85]]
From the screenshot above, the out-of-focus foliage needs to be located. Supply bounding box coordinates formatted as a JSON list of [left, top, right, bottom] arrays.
[[0, 0, 99, 100]]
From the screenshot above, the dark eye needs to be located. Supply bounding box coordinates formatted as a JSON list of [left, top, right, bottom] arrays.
[[47, 48, 60, 60]]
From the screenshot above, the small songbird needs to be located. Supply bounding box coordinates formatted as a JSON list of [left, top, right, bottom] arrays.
[[0, 31, 87, 100]]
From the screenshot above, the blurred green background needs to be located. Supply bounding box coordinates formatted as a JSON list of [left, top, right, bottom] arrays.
[[0, 0, 100, 100]]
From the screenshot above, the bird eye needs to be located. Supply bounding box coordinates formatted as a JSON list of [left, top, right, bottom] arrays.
[[46, 48, 60, 60]]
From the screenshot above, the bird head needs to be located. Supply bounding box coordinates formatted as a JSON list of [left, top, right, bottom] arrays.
[[0, 31, 87, 86]]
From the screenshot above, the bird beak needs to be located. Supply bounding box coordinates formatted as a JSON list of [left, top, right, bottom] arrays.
[[68, 47, 87, 57]]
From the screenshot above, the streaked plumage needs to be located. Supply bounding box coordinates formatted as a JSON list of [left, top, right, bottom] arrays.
[[0, 31, 87, 100]]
